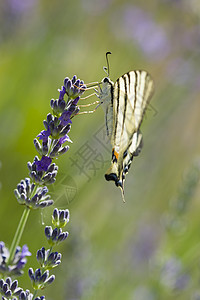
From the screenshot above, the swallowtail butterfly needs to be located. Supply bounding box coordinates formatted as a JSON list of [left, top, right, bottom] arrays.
[[96, 52, 154, 202]]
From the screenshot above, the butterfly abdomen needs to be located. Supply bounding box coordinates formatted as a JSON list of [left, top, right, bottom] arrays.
[[99, 78, 114, 139]]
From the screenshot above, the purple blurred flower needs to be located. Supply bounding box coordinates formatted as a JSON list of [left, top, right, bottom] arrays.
[[0, 241, 9, 265], [20, 245, 31, 259], [160, 257, 190, 290], [110, 5, 170, 61], [174, 273, 190, 291], [0, 243, 31, 276], [35, 156, 52, 172], [130, 222, 160, 266], [8, 0, 37, 14]]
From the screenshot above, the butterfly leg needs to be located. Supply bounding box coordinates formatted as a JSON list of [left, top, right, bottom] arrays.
[[77, 102, 102, 114], [79, 100, 100, 107], [80, 92, 96, 100], [77, 83, 103, 114], [94, 82, 102, 96], [77, 109, 96, 115]]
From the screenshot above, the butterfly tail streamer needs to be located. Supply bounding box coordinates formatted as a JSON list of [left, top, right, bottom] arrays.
[[120, 187, 126, 203]]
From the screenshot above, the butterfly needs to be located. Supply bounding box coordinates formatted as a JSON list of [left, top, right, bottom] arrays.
[[96, 52, 154, 202]]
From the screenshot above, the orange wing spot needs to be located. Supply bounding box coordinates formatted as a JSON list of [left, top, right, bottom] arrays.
[[114, 150, 119, 160]]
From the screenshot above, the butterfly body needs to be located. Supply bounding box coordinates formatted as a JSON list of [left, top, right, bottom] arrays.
[[98, 77, 114, 139], [97, 70, 154, 201]]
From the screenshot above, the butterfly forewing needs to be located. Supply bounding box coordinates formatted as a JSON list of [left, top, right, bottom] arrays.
[[112, 71, 153, 149], [105, 70, 154, 200]]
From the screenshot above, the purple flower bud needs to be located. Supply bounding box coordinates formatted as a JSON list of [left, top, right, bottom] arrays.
[[5, 278, 11, 286], [40, 271, 48, 283], [42, 173, 52, 182], [27, 162, 32, 171], [75, 79, 80, 87], [45, 275, 55, 285], [64, 77, 69, 86], [43, 120, 49, 130], [45, 226, 52, 238], [66, 80, 71, 90], [47, 113, 53, 123], [53, 208, 59, 221], [35, 268, 42, 280], [37, 249, 44, 264], [58, 146, 69, 156], [28, 268, 34, 280], [72, 96, 80, 106], [58, 86, 66, 101], [58, 135, 72, 145], [38, 200, 54, 208], [10, 280, 18, 292], [71, 75, 77, 84]]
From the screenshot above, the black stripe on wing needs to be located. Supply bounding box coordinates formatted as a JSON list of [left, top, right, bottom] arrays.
[[113, 78, 120, 141], [121, 74, 128, 137], [133, 71, 138, 111], [122, 130, 143, 176]]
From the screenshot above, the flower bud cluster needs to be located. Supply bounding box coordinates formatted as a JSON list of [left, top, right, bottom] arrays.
[[26, 208, 70, 295], [9, 74, 82, 298], [14, 75, 86, 210], [52, 208, 69, 228], [45, 209, 69, 247], [36, 75, 86, 160], [45, 227, 68, 247], [28, 156, 58, 185], [0, 277, 45, 300], [0, 277, 22, 299], [19, 291, 45, 300], [37, 247, 61, 270], [14, 178, 53, 209], [28, 268, 55, 290], [64, 75, 86, 99]]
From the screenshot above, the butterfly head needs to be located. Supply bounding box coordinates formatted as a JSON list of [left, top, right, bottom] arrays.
[[102, 77, 110, 83], [101, 76, 114, 88]]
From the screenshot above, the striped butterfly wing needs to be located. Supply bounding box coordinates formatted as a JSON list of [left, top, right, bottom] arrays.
[[105, 70, 154, 201]]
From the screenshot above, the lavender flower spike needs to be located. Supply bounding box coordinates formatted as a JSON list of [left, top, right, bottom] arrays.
[[9, 74, 86, 298]]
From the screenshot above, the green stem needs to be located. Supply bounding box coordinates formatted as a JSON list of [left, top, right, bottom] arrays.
[[33, 290, 38, 298], [8, 207, 30, 264]]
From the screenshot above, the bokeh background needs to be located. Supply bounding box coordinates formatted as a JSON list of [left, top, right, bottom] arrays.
[[0, 0, 200, 299]]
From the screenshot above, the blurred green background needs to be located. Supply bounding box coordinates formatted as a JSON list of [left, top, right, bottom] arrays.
[[0, 0, 200, 299]]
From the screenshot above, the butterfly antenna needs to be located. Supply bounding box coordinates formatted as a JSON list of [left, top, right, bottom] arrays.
[[103, 51, 112, 77]]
